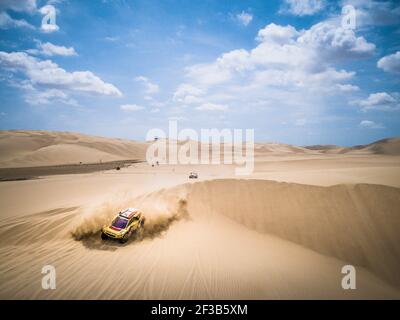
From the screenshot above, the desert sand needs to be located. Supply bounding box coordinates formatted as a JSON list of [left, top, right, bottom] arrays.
[[0, 130, 400, 299]]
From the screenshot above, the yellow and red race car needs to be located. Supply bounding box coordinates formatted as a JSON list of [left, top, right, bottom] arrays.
[[101, 208, 145, 243]]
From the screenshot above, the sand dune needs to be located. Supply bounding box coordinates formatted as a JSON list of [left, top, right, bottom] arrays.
[[305, 137, 400, 155], [355, 137, 400, 155], [254, 142, 314, 154], [0, 130, 148, 167], [0, 179, 399, 299], [0, 131, 399, 299], [187, 180, 400, 287], [0, 131, 317, 168], [1, 131, 399, 170]]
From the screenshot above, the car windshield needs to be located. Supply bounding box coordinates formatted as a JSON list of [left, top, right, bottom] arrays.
[[112, 217, 128, 229]]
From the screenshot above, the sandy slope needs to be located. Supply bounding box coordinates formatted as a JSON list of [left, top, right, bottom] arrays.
[[0, 130, 148, 167], [304, 137, 400, 155], [0, 179, 399, 299], [2, 131, 399, 169], [359, 137, 400, 155], [252, 154, 400, 187], [0, 131, 400, 299]]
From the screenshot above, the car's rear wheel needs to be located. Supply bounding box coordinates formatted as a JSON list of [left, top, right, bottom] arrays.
[[101, 232, 108, 240], [119, 233, 129, 244]]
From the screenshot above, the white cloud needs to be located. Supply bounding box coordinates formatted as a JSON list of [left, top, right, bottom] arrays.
[[336, 84, 359, 92], [172, 18, 375, 121], [297, 22, 375, 61], [216, 49, 252, 72], [359, 120, 385, 129], [0, 51, 122, 97], [186, 63, 232, 86], [353, 92, 400, 111], [105, 36, 119, 42], [180, 21, 373, 91], [173, 83, 204, 104], [281, 0, 325, 16], [135, 76, 159, 95], [377, 51, 400, 74], [28, 42, 77, 57], [25, 88, 78, 106], [0, 11, 34, 29], [236, 11, 253, 26], [196, 103, 228, 111], [8, 79, 77, 106], [37, 42, 77, 57], [120, 104, 145, 111], [256, 23, 299, 44], [251, 67, 354, 90]]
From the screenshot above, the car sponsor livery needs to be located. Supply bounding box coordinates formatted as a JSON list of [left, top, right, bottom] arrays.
[[119, 208, 140, 219]]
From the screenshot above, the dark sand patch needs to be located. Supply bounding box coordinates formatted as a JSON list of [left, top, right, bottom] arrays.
[[0, 159, 143, 181]]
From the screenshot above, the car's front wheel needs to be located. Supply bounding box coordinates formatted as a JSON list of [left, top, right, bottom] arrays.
[[101, 232, 108, 240]]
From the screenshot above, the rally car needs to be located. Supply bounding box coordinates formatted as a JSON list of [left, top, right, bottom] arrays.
[[189, 172, 198, 179], [101, 208, 145, 243]]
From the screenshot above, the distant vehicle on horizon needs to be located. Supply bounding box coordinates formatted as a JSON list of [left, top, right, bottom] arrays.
[[189, 172, 198, 179]]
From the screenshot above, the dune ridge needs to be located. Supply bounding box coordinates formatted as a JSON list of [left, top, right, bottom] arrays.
[[185, 179, 400, 287], [1, 179, 397, 299], [1, 131, 400, 169], [0, 179, 400, 299], [0, 130, 148, 167], [0, 130, 399, 299], [304, 137, 400, 155]]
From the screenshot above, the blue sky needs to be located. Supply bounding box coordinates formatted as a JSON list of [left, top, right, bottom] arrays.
[[0, 0, 399, 146]]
